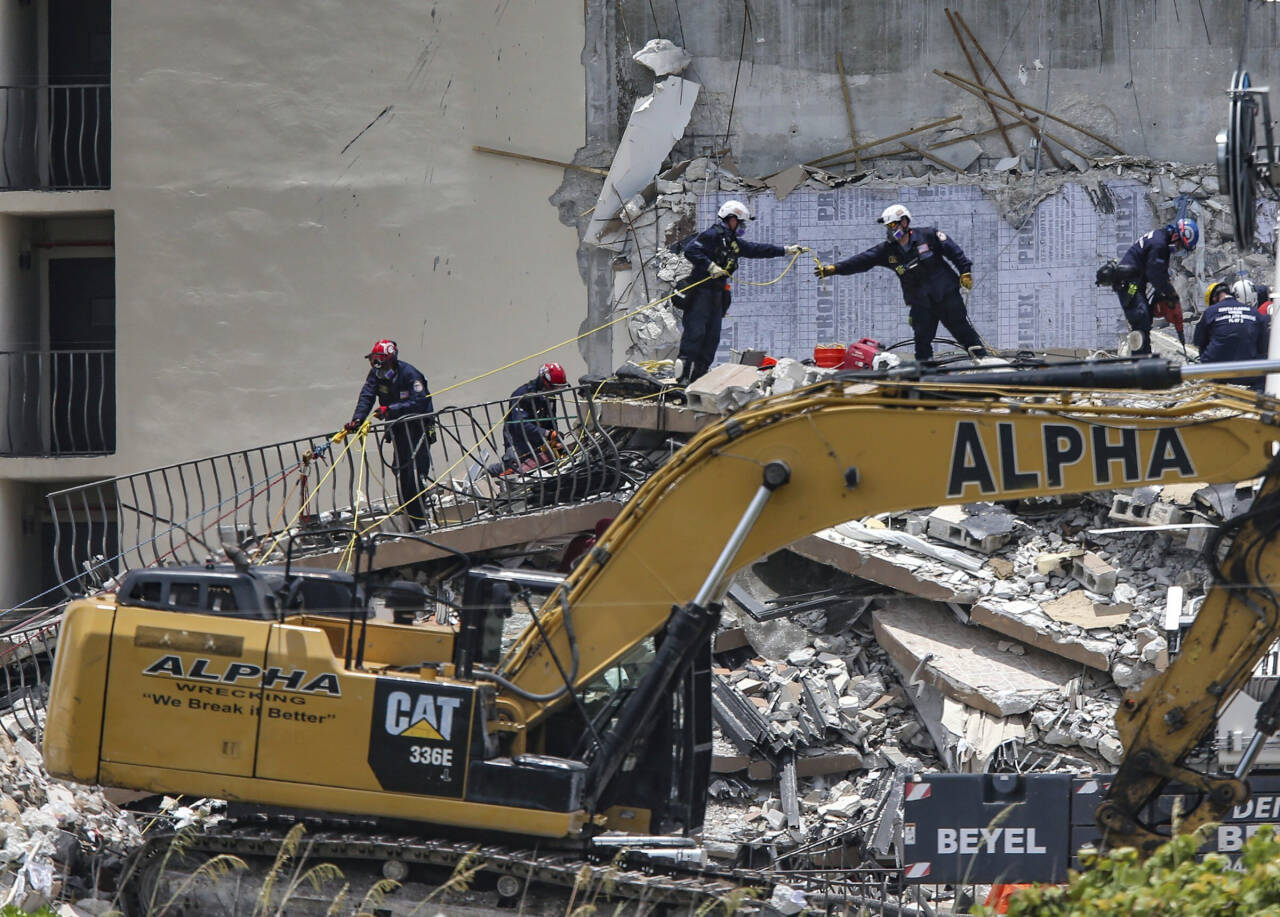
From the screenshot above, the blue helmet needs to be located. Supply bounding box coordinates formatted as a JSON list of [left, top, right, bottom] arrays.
[[1172, 218, 1199, 251]]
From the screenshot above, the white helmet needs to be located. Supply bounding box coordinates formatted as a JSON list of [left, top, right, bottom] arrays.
[[1231, 278, 1257, 305], [878, 203, 911, 225], [717, 200, 751, 222]]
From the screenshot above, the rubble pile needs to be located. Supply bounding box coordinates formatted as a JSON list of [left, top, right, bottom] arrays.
[[0, 730, 141, 914], [702, 474, 1237, 853]]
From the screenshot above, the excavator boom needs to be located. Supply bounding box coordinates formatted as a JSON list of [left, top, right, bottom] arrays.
[[41, 358, 1280, 849]]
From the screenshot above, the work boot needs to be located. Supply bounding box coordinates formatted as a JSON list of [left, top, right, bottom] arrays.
[[673, 359, 693, 386]]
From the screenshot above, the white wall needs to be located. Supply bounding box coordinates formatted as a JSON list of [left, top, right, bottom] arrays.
[[108, 0, 586, 467]]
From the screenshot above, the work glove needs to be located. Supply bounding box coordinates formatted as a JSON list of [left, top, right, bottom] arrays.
[[708, 263, 730, 279], [427, 427, 438, 445], [343, 420, 361, 434], [376, 405, 390, 419], [959, 273, 973, 291], [814, 264, 836, 278], [784, 244, 804, 256]]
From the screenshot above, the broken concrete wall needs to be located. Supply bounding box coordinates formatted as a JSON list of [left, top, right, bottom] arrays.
[[559, 2, 1279, 376], [609, 1, 1274, 175]]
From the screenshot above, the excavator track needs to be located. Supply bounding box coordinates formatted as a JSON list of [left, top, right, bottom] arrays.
[[129, 819, 777, 911]]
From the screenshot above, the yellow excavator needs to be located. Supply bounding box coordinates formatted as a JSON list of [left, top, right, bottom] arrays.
[[40, 356, 1280, 855]]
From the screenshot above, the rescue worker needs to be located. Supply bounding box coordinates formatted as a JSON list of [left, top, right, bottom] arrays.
[[814, 204, 986, 362], [1194, 281, 1271, 390], [1111, 219, 1198, 356], [488, 362, 567, 475], [1232, 277, 1258, 310], [345, 339, 435, 525], [1258, 284, 1273, 317], [676, 200, 803, 384]]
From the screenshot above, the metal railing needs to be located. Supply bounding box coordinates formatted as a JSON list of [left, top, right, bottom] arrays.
[[0, 349, 115, 456], [0, 83, 110, 190], [47, 385, 634, 594], [0, 608, 59, 743]]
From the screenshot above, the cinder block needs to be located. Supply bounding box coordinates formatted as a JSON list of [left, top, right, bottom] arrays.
[[1184, 525, 1212, 553], [1071, 551, 1118, 596], [1147, 501, 1189, 526], [1035, 550, 1081, 576], [925, 505, 1011, 555], [1108, 494, 1152, 525]]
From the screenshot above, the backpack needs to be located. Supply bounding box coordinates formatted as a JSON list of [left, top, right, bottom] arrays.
[[1095, 260, 1123, 287]]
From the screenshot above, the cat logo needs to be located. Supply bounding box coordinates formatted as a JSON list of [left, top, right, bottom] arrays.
[[383, 689, 462, 742]]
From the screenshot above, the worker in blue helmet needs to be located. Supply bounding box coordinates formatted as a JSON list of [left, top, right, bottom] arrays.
[[1110, 218, 1198, 356]]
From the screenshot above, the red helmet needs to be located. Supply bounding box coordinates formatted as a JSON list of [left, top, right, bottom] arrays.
[[538, 362, 567, 386], [366, 339, 397, 365]]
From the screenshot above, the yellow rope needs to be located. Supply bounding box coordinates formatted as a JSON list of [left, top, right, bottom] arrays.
[[429, 248, 811, 399], [252, 248, 817, 567], [337, 424, 376, 571], [345, 405, 516, 551], [254, 418, 372, 563]]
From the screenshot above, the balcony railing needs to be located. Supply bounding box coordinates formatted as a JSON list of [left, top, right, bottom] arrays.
[[46, 384, 640, 595], [0, 83, 110, 190], [0, 349, 115, 456]]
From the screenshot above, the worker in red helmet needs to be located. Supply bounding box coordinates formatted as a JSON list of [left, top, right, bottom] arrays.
[[488, 362, 568, 475], [345, 339, 436, 524]]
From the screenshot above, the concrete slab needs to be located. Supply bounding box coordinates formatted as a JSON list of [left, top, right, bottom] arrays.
[[586, 76, 700, 245], [871, 599, 1079, 717], [971, 600, 1113, 671], [684, 363, 763, 413], [586, 397, 717, 434], [793, 531, 982, 604], [631, 38, 692, 76], [296, 498, 624, 572]]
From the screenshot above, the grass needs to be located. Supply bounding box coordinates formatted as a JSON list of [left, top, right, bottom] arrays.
[[97, 822, 758, 916]]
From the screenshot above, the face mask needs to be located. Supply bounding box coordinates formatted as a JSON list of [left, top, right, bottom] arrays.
[[735, 224, 746, 238], [888, 226, 907, 243]]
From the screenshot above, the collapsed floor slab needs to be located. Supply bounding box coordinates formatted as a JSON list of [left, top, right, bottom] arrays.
[[871, 598, 1082, 718]]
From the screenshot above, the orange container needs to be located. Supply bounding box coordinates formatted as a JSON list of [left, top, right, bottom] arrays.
[[813, 343, 846, 368]]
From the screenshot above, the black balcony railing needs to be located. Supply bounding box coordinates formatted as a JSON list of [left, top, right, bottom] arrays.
[[0, 83, 110, 190], [46, 385, 638, 595], [0, 349, 115, 456]]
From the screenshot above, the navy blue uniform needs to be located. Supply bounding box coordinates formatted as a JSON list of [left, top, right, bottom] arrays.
[[350, 360, 435, 524], [487, 378, 560, 474], [680, 221, 785, 379], [1193, 295, 1271, 389], [1114, 227, 1180, 356], [831, 227, 984, 361], [504, 379, 557, 461]]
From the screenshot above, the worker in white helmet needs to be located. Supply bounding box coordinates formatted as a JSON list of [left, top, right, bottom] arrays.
[[816, 203, 987, 361], [675, 199, 802, 384], [1231, 277, 1258, 309]]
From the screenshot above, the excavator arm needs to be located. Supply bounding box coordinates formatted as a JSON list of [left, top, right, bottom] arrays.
[[42, 357, 1280, 846], [1098, 470, 1280, 852], [494, 359, 1280, 844]]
